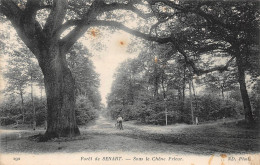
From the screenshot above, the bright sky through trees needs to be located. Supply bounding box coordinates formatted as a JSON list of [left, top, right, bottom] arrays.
[[81, 30, 139, 105], [0, 21, 140, 105]]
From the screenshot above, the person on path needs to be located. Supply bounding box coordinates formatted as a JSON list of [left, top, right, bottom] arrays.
[[117, 115, 123, 130]]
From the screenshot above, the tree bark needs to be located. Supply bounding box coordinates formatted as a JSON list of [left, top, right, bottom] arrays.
[[236, 55, 254, 123], [182, 65, 186, 102], [180, 65, 186, 122], [161, 70, 166, 99], [40, 86, 43, 102], [19, 89, 25, 124], [178, 88, 182, 100], [31, 73, 36, 130], [39, 45, 80, 138], [189, 79, 194, 124], [154, 62, 159, 99], [191, 79, 198, 114], [221, 85, 224, 100]]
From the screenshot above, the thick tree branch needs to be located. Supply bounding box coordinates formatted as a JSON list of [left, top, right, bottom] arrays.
[[147, 0, 184, 11], [60, 19, 172, 53], [38, 5, 52, 10], [58, 0, 156, 53], [58, 0, 102, 52], [91, 20, 172, 43], [60, 24, 90, 53], [43, 0, 68, 39], [196, 56, 235, 75], [149, 12, 181, 36], [194, 9, 235, 32], [172, 40, 235, 76], [21, 0, 43, 39], [54, 19, 81, 38], [195, 43, 226, 54], [100, 1, 154, 19], [0, 0, 22, 19], [147, 0, 239, 33], [24, 0, 41, 14], [0, 0, 42, 57]]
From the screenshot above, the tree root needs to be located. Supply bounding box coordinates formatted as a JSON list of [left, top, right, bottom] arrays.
[[28, 134, 51, 142], [28, 129, 81, 142]]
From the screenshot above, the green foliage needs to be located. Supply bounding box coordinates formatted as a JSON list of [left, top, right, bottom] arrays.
[[0, 117, 17, 125], [23, 98, 47, 126], [75, 95, 98, 125], [194, 96, 242, 122], [250, 80, 260, 120], [108, 46, 244, 125], [67, 43, 101, 110], [0, 96, 47, 126], [67, 43, 101, 125], [0, 82, 100, 127], [3, 47, 43, 96], [108, 93, 242, 125]]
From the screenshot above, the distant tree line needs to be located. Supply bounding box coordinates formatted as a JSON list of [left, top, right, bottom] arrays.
[[107, 46, 259, 124]]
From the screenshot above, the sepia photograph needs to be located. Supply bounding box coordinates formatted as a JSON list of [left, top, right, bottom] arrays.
[[0, 0, 259, 165]]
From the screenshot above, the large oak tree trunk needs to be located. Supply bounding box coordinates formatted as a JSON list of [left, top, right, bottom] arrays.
[[39, 45, 80, 138], [236, 56, 254, 123]]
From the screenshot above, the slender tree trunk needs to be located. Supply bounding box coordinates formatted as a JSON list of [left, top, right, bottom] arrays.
[[191, 79, 198, 113], [236, 56, 254, 123], [178, 88, 182, 100], [154, 62, 159, 99], [177, 67, 182, 100], [191, 80, 196, 99], [161, 70, 167, 125], [128, 74, 134, 105], [180, 65, 186, 122], [31, 73, 36, 130], [39, 45, 80, 138], [19, 90, 25, 124], [221, 85, 224, 100], [182, 65, 186, 102], [189, 79, 194, 124], [161, 70, 166, 99], [40, 86, 43, 102]]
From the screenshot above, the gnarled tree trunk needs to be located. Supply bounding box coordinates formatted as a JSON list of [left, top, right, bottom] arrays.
[[39, 45, 80, 138]]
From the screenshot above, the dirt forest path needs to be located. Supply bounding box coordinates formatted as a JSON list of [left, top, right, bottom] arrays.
[[81, 113, 199, 137], [0, 113, 259, 154], [0, 114, 199, 154], [78, 114, 197, 154]]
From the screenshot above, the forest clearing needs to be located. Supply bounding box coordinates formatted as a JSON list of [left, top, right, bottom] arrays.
[[1, 114, 259, 154]]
